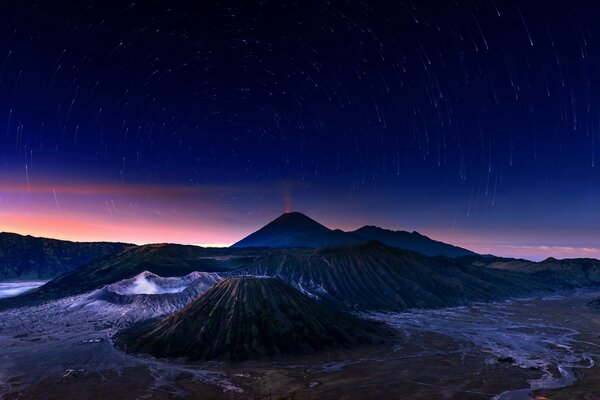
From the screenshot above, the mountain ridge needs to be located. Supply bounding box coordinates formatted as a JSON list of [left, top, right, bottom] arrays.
[[0, 232, 132, 280], [231, 241, 555, 311], [0, 244, 264, 310], [232, 211, 475, 257]]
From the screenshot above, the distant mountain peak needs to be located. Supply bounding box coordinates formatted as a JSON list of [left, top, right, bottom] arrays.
[[232, 212, 353, 249], [268, 211, 326, 228], [355, 225, 421, 236], [542, 256, 559, 263], [232, 211, 475, 257], [348, 225, 474, 257], [277, 211, 311, 219]]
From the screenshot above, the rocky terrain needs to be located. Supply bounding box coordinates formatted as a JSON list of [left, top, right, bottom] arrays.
[[2, 282, 600, 399], [3, 212, 600, 398], [0, 244, 264, 310], [233, 241, 555, 310], [78, 271, 223, 319], [7, 236, 599, 315], [116, 277, 389, 361]]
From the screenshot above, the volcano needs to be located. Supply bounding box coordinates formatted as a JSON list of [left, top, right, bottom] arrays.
[[232, 212, 355, 248], [232, 212, 474, 257], [116, 276, 387, 361], [0, 244, 263, 310]]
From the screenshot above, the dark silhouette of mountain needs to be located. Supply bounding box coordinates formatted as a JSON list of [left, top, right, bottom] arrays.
[[0, 232, 131, 280], [116, 276, 388, 361], [5, 231, 596, 314], [232, 212, 475, 257], [0, 244, 264, 310], [4, 239, 580, 313], [348, 225, 475, 257], [232, 212, 355, 248], [234, 241, 554, 311]]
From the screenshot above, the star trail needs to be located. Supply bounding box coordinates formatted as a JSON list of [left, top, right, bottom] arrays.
[[0, 1, 599, 260]]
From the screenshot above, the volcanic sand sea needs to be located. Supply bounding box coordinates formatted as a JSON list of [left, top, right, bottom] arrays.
[[1, 288, 600, 399]]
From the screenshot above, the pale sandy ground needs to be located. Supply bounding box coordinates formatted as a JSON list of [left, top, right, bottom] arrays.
[[1, 288, 600, 399]]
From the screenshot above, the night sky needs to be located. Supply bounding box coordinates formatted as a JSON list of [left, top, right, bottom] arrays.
[[0, 1, 599, 260]]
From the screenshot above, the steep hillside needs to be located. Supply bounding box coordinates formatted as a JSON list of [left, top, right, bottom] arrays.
[[233, 241, 554, 311], [0, 244, 263, 309], [0, 232, 131, 280], [79, 271, 223, 319], [116, 277, 388, 361]]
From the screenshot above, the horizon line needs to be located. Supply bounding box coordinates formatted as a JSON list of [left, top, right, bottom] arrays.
[[3, 226, 600, 263]]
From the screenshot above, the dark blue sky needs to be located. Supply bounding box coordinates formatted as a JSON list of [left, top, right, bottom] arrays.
[[0, 1, 599, 259]]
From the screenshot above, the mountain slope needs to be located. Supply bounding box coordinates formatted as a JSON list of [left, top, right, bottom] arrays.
[[79, 271, 223, 319], [0, 244, 264, 309], [116, 277, 388, 361], [0, 232, 131, 280], [232, 212, 475, 257], [232, 212, 354, 248], [233, 241, 554, 311], [349, 225, 475, 257]]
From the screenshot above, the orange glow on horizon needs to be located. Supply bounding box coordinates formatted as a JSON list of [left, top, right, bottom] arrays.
[[1, 174, 598, 261], [0, 176, 255, 246], [0, 212, 238, 246]]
